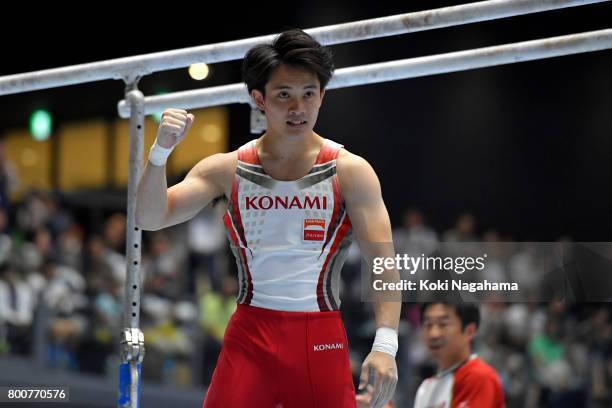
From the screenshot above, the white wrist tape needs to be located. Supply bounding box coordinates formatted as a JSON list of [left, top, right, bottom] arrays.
[[372, 327, 398, 357], [148, 140, 174, 166]]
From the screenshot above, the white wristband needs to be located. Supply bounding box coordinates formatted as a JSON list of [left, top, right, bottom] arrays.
[[148, 140, 175, 166], [372, 327, 398, 358]]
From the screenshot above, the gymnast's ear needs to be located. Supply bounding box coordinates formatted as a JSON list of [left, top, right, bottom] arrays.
[[251, 89, 265, 111]]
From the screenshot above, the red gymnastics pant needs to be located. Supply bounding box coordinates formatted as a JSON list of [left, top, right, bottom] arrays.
[[203, 304, 356, 408]]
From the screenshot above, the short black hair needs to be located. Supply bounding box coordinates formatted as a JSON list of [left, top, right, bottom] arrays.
[[420, 302, 480, 331], [242, 28, 335, 95]]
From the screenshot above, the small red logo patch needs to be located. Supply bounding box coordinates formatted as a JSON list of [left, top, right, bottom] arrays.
[[304, 218, 326, 241]]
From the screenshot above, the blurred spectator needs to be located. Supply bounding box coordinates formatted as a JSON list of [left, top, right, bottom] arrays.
[[39, 259, 88, 370], [199, 275, 237, 385], [0, 261, 36, 355], [393, 209, 439, 257], [0, 208, 11, 263], [143, 231, 188, 300], [528, 314, 587, 407], [141, 295, 197, 386], [77, 278, 123, 375], [96, 213, 129, 285], [0, 139, 19, 214], [187, 206, 227, 294], [104, 213, 126, 254], [83, 235, 120, 295], [58, 223, 84, 271], [16, 191, 50, 233], [443, 213, 477, 242]]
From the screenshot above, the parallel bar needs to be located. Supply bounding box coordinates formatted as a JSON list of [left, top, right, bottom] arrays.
[[0, 0, 607, 95], [117, 29, 612, 117], [118, 83, 252, 117], [327, 29, 612, 89]]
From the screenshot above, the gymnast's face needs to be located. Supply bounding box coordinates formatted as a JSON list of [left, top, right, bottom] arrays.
[[251, 64, 325, 137]]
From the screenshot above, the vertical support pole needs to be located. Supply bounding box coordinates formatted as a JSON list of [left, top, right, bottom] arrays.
[[118, 80, 145, 408]]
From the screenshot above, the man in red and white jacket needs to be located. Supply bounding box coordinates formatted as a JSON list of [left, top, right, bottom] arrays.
[[414, 302, 505, 408]]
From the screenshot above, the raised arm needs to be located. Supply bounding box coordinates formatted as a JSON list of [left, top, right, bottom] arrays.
[[135, 108, 235, 231]]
